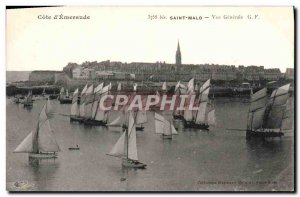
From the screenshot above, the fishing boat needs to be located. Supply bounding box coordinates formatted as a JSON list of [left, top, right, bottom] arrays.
[[135, 110, 147, 131], [59, 88, 72, 104], [42, 88, 46, 97], [23, 90, 33, 107], [107, 112, 146, 169], [162, 82, 167, 92], [70, 88, 81, 122], [49, 88, 58, 100], [183, 79, 215, 130], [133, 83, 138, 92], [246, 84, 290, 140], [117, 82, 122, 92], [84, 83, 109, 126], [155, 113, 178, 139], [13, 96, 21, 104], [14, 104, 60, 159]]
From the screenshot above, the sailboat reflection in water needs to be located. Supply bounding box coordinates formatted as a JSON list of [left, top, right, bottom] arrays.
[[107, 111, 146, 169], [14, 102, 60, 159]]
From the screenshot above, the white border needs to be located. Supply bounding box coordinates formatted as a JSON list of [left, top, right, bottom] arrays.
[[1, 0, 298, 196]]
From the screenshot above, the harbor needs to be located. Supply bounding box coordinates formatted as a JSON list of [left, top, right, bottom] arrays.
[[6, 93, 294, 191]]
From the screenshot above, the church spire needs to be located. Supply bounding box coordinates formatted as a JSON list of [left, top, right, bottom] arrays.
[[176, 40, 182, 65]]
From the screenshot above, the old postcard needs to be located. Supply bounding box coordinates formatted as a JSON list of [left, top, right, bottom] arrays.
[[6, 6, 294, 192]]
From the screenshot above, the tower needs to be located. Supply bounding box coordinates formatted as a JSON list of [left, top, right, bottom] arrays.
[[176, 41, 182, 65]]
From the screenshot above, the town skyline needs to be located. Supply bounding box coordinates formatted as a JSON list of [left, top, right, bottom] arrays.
[[7, 7, 294, 72]]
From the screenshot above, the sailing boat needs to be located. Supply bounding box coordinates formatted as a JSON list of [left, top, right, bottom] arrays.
[[42, 88, 46, 97], [133, 83, 138, 92], [117, 83, 122, 92], [246, 83, 291, 140], [184, 79, 214, 130], [84, 83, 109, 126], [107, 111, 146, 169], [135, 111, 147, 131], [162, 82, 167, 92], [70, 88, 81, 122], [23, 90, 33, 107], [59, 88, 72, 104], [14, 104, 60, 159], [155, 113, 178, 139]]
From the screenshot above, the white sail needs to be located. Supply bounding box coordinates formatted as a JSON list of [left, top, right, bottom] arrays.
[[127, 113, 138, 161], [249, 88, 267, 111], [156, 91, 160, 97], [154, 113, 165, 134], [207, 109, 216, 126], [263, 84, 291, 129], [199, 87, 210, 102], [270, 84, 290, 106], [136, 111, 147, 125], [108, 130, 126, 158], [162, 82, 167, 91], [264, 105, 286, 129], [184, 109, 193, 121], [133, 83, 138, 92], [81, 84, 88, 96], [248, 107, 266, 130], [94, 83, 104, 94], [195, 84, 199, 91], [79, 103, 85, 117], [37, 105, 60, 152], [195, 102, 207, 124], [199, 79, 210, 93], [71, 102, 79, 116], [187, 78, 194, 94], [66, 89, 69, 97], [14, 132, 33, 153], [46, 99, 53, 116], [95, 109, 106, 121], [72, 88, 79, 104], [163, 119, 172, 136], [171, 124, 178, 135], [117, 83, 122, 91], [107, 116, 121, 126], [60, 87, 64, 95], [84, 85, 94, 119]]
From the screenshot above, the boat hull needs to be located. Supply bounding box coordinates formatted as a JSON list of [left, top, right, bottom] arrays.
[[70, 116, 84, 122], [246, 130, 284, 140], [59, 99, 72, 104], [136, 126, 144, 131], [184, 121, 209, 130], [23, 103, 33, 107], [162, 134, 172, 139], [173, 114, 184, 120], [29, 153, 57, 159], [84, 119, 107, 126], [122, 159, 146, 169], [68, 147, 80, 150]]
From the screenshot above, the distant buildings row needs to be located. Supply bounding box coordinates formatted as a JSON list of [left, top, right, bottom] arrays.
[[59, 60, 293, 83]]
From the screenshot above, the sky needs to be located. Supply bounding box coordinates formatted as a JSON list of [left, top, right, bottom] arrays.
[[6, 6, 294, 72]]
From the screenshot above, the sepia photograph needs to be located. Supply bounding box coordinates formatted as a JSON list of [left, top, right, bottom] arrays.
[[6, 6, 295, 192]]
